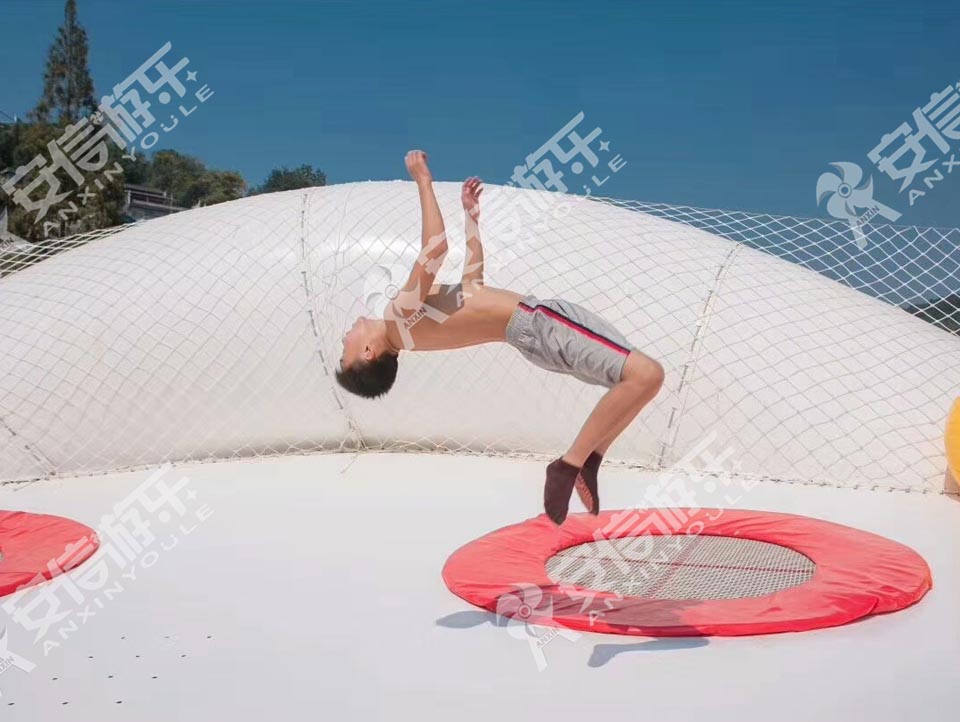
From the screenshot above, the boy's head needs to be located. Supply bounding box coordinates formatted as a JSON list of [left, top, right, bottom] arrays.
[[336, 316, 398, 398]]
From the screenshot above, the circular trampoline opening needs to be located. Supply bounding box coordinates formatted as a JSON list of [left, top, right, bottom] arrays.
[[546, 535, 815, 600]]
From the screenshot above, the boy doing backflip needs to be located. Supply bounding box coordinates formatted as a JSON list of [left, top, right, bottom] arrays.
[[337, 151, 664, 524]]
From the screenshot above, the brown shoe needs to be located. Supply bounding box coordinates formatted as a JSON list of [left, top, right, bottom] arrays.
[[544, 457, 580, 525], [575, 451, 602, 515]]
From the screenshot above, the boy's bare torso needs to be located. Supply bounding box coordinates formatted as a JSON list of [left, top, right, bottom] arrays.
[[385, 284, 523, 352]]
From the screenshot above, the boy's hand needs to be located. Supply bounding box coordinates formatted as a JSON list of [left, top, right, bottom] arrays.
[[405, 150, 433, 185], [461, 176, 483, 219]]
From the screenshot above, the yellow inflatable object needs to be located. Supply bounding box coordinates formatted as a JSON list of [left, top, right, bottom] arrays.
[[947, 398, 960, 484]]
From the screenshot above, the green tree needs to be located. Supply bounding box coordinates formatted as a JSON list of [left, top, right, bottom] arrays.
[[0, 121, 23, 171], [146, 150, 207, 205], [122, 149, 246, 208], [31, 0, 97, 124], [187, 170, 246, 207], [1, 121, 125, 242], [252, 164, 326, 195], [119, 151, 151, 186]]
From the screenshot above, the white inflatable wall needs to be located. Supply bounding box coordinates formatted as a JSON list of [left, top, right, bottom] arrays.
[[0, 181, 957, 490]]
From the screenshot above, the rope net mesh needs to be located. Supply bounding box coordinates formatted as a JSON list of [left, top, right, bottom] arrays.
[[546, 535, 816, 600], [624, 200, 960, 333], [0, 185, 957, 490]]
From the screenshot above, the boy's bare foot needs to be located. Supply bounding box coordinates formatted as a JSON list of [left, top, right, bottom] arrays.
[[575, 451, 602, 515], [544, 457, 580, 525]]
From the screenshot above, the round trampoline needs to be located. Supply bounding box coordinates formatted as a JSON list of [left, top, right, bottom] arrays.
[[443, 508, 932, 636], [0, 510, 99, 598]]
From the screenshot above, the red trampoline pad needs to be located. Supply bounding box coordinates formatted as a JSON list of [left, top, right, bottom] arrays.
[[0, 510, 100, 598], [442, 508, 932, 636]]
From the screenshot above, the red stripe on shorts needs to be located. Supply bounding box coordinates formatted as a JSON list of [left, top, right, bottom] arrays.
[[518, 302, 630, 355]]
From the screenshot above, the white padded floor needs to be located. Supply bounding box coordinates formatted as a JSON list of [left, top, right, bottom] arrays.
[[0, 453, 957, 721]]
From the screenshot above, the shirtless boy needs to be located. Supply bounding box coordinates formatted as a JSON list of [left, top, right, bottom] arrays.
[[337, 150, 664, 525]]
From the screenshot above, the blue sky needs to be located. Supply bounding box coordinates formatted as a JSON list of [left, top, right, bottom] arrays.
[[3, 0, 960, 226]]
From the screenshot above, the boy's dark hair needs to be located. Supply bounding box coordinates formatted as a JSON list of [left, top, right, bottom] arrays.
[[335, 352, 399, 399]]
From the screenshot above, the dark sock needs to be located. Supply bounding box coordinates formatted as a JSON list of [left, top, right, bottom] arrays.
[[575, 451, 602, 515], [544, 457, 580, 525]]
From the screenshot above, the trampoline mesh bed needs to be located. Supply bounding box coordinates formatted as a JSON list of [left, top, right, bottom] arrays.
[[546, 535, 815, 600]]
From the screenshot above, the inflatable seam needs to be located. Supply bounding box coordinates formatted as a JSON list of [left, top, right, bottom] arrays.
[[0, 412, 56, 480], [298, 189, 363, 450], [657, 243, 742, 467]]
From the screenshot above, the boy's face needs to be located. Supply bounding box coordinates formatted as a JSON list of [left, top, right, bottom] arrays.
[[340, 316, 376, 368]]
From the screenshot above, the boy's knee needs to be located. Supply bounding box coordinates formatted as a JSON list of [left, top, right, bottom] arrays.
[[642, 359, 665, 392], [624, 354, 664, 393]]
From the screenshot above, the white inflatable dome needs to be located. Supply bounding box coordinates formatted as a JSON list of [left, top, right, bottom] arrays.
[[0, 181, 957, 490]]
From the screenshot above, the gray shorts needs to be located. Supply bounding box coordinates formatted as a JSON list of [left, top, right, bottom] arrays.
[[505, 295, 633, 388]]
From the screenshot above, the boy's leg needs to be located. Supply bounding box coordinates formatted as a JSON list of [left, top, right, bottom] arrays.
[[574, 401, 643, 513], [545, 351, 664, 524], [565, 351, 664, 467], [594, 399, 642, 455]]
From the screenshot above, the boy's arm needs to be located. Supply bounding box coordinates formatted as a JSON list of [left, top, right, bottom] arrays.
[[460, 177, 484, 291], [390, 150, 449, 319]]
